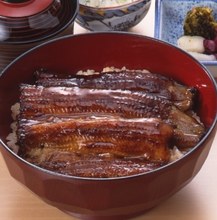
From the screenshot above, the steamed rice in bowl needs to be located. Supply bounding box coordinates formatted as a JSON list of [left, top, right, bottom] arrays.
[[6, 66, 206, 178], [80, 0, 138, 7], [6, 103, 20, 154]]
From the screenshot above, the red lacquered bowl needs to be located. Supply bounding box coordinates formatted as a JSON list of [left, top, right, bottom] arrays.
[[0, 33, 216, 220]]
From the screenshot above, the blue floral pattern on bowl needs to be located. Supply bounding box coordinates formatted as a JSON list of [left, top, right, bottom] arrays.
[[76, 0, 151, 31]]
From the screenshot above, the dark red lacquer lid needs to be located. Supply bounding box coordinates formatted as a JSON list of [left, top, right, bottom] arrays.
[[0, 0, 78, 44], [0, 0, 54, 17]]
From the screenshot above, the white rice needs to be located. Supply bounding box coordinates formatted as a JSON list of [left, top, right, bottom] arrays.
[[170, 147, 184, 162], [80, 0, 137, 8], [76, 66, 150, 76], [6, 103, 20, 154]]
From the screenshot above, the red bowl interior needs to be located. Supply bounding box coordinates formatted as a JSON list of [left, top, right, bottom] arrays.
[[0, 33, 216, 219], [0, 33, 216, 140]]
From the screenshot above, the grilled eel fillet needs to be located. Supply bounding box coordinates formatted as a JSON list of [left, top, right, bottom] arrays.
[[16, 69, 205, 177], [18, 116, 173, 163], [35, 69, 197, 111], [18, 115, 173, 177], [19, 85, 205, 149], [27, 151, 167, 178]]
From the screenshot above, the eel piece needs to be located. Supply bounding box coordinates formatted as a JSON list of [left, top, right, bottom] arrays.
[[19, 85, 205, 149], [19, 85, 172, 120], [35, 69, 196, 111], [15, 69, 206, 177], [26, 151, 167, 178], [169, 107, 205, 148], [18, 116, 173, 163]]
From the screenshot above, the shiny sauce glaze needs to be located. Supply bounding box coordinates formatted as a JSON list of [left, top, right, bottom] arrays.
[[15, 68, 205, 178]]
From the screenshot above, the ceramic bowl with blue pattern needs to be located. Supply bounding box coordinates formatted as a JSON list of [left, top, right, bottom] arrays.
[[76, 0, 151, 31], [154, 0, 217, 77]]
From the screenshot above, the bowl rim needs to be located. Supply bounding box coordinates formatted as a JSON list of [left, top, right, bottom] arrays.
[[0, 32, 216, 181], [79, 0, 151, 11]]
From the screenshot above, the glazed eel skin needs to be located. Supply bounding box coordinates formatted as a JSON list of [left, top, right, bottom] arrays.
[[35, 68, 197, 111], [18, 116, 173, 163], [16, 69, 205, 178]]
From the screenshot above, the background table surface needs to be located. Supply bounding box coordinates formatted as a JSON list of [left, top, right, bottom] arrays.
[[1, 1, 217, 220]]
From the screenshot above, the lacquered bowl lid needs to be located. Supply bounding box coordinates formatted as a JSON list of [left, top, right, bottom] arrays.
[[0, 0, 53, 17], [0, 0, 78, 44]]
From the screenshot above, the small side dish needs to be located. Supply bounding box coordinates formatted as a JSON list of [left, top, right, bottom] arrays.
[[177, 6, 217, 61], [7, 67, 205, 178], [155, 0, 217, 70]]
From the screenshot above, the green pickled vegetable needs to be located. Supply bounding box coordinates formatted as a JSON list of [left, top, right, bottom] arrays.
[[183, 7, 217, 39]]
